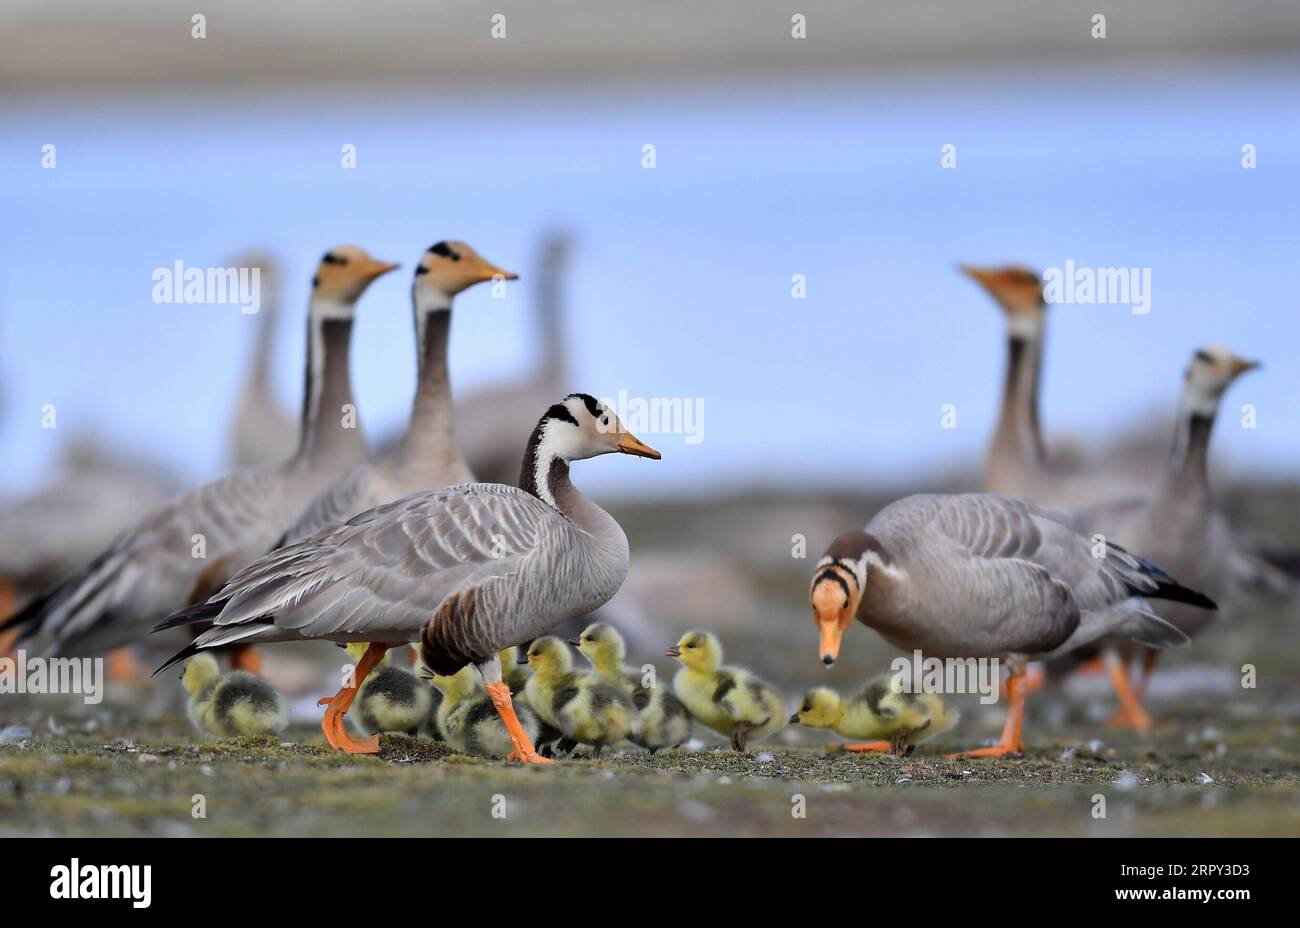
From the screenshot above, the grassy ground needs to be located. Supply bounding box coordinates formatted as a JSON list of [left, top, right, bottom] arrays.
[[3, 488, 1297, 836], [3, 703, 1298, 837]]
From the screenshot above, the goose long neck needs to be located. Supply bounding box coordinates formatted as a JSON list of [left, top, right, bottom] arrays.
[[992, 321, 1047, 467], [398, 292, 463, 468], [535, 253, 566, 384], [293, 301, 366, 468], [248, 288, 279, 389], [1166, 394, 1215, 496]]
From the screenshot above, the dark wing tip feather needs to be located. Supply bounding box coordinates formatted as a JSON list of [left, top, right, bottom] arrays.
[[152, 599, 225, 634], [0, 584, 60, 636], [153, 641, 203, 677]]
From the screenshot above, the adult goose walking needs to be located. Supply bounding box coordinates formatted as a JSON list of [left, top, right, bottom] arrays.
[[1070, 346, 1295, 728], [0, 246, 396, 660], [281, 241, 515, 543], [154, 394, 661, 762], [808, 492, 1214, 758]]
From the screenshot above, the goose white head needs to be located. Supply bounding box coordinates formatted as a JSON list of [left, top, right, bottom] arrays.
[[311, 245, 400, 305], [960, 264, 1045, 338], [414, 240, 517, 304], [1181, 345, 1260, 416], [523, 393, 661, 506]]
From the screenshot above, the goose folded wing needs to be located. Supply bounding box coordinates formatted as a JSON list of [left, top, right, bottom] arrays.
[[196, 484, 560, 641]]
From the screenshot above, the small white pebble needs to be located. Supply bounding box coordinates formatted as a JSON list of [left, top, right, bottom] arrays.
[[1058, 747, 1078, 761], [1196, 771, 1214, 785], [896, 776, 912, 784], [1086, 739, 1105, 753], [201, 765, 216, 777], [756, 752, 775, 763], [1113, 771, 1139, 790], [137, 753, 160, 764]]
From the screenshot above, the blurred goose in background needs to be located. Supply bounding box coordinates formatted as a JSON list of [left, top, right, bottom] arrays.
[[809, 493, 1214, 757], [281, 241, 515, 543], [961, 264, 1148, 507], [0, 246, 396, 664], [0, 437, 178, 637], [226, 251, 298, 469], [154, 393, 662, 762], [455, 230, 572, 485], [1069, 346, 1293, 728]]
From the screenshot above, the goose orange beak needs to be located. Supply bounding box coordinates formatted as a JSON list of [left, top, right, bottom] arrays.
[[818, 622, 842, 667], [366, 260, 401, 279], [477, 259, 518, 282], [617, 433, 661, 460]]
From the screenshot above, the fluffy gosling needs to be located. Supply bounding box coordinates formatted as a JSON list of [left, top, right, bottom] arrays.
[[182, 652, 288, 739], [574, 622, 691, 753], [345, 642, 435, 736], [431, 664, 540, 759], [668, 630, 784, 752], [791, 673, 958, 755], [523, 636, 640, 756]]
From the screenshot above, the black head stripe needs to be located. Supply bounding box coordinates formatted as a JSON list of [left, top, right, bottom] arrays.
[[322, 252, 347, 266], [545, 403, 580, 427], [830, 559, 860, 586], [428, 242, 460, 260], [311, 274, 320, 289], [566, 393, 603, 419], [1193, 348, 1214, 364], [814, 569, 852, 604], [414, 264, 430, 276]]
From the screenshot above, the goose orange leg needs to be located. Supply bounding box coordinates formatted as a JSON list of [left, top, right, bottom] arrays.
[[833, 741, 891, 753], [1133, 651, 1159, 701], [228, 644, 263, 675], [949, 663, 1026, 759], [1103, 652, 1152, 732], [316, 641, 389, 753], [108, 647, 143, 683], [485, 681, 552, 764], [0, 578, 16, 658]]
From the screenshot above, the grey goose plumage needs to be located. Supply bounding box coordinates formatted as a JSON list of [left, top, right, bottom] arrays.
[[1, 246, 397, 657], [809, 492, 1213, 756]]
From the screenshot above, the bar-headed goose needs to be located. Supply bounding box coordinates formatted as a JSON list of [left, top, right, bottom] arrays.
[[960, 265, 1054, 501], [0, 246, 397, 659], [282, 241, 516, 543], [226, 251, 298, 468], [809, 492, 1214, 757], [153, 393, 661, 762], [1070, 346, 1286, 728]]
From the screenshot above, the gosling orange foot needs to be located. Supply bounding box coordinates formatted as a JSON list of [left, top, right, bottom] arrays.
[[1104, 704, 1153, 732], [833, 741, 891, 753]]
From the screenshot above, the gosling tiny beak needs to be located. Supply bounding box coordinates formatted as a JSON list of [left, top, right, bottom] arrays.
[[664, 646, 681, 659], [617, 433, 662, 460], [567, 638, 582, 647], [516, 652, 531, 665], [788, 712, 801, 725]]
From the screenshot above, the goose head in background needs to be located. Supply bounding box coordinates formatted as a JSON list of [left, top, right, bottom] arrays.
[[960, 264, 1051, 497], [959, 264, 1045, 335], [414, 240, 517, 304], [1180, 345, 1260, 417], [311, 245, 400, 306]]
